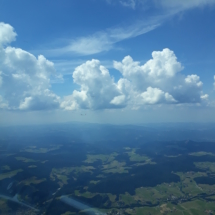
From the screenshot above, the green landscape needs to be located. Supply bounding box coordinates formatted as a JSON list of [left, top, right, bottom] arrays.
[[1, 134, 215, 215]]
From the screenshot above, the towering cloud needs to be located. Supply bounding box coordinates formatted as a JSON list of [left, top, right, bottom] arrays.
[[0, 22, 60, 110], [61, 59, 124, 110], [113, 49, 207, 107], [0, 23, 209, 111], [62, 48, 208, 110]]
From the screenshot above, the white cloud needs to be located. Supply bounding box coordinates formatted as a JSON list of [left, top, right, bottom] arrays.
[[0, 23, 210, 112], [140, 87, 176, 105], [65, 34, 112, 56], [19, 90, 60, 111], [0, 71, 2, 86], [72, 0, 215, 56], [114, 48, 183, 91], [0, 22, 60, 111], [106, 0, 136, 9], [185, 75, 202, 87], [45, 19, 161, 56], [214, 75, 215, 88], [120, 0, 136, 9], [156, 0, 215, 11], [0, 95, 8, 109], [0, 22, 17, 46], [114, 49, 207, 106], [110, 95, 126, 105], [62, 48, 207, 110], [107, 0, 215, 11], [61, 59, 124, 110], [201, 94, 209, 100], [38, 0, 215, 57]]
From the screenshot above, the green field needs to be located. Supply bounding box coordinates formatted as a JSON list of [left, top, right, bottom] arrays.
[[0, 165, 11, 171], [126, 149, 150, 162], [0, 169, 23, 181], [84, 152, 118, 164], [15, 157, 38, 163], [50, 166, 95, 185], [189, 151, 215, 156], [20, 177, 46, 186], [194, 162, 215, 173], [0, 199, 10, 214], [102, 160, 130, 174], [23, 145, 62, 153]]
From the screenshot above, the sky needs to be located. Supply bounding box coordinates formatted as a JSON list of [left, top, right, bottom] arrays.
[[0, 0, 215, 125]]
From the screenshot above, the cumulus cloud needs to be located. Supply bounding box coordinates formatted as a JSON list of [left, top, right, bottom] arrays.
[[61, 59, 124, 110], [0, 22, 209, 112], [62, 48, 207, 110], [114, 49, 183, 90], [0, 22, 60, 111], [114, 49, 207, 106], [0, 22, 17, 46], [140, 87, 176, 105]]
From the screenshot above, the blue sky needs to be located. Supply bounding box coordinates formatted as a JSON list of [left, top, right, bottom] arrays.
[[0, 0, 215, 125]]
